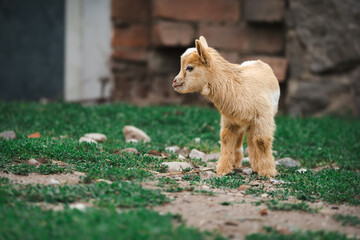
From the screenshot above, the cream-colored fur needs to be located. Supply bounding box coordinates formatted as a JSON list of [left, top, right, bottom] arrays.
[[173, 36, 280, 177]]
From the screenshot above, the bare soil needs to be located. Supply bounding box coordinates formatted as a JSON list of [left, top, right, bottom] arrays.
[[0, 171, 85, 185]]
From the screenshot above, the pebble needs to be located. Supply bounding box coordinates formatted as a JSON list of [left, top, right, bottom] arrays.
[[69, 203, 87, 211], [49, 178, 60, 185], [83, 133, 107, 142], [194, 137, 201, 143], [178, 154, 186, 160], [242, 157, 250, 162], [126, 139, 138, 143], [259, 208, 268, 216], [0, 131, 16, 140], [123, 125, 151, 142], [245, 147, 249, 156], [189, 149, 206, 161], [162, 162, 192, 172], [242, 168, 253, 175], [28, 159, 40, 166], [79, 137, 97, 144], [200, 171, 217, 180], [261, 193, 269, 198], [165, 146, 180, 153], [204, 152, 220, 161], [275, 158, 300, 168], [96, 179, 113, 184], [121, 148, 139, 154], [201, 185, 211, 191], [296, 168, 307, 173], [238, 185, 251, 191], [269, 178, 286, 184]]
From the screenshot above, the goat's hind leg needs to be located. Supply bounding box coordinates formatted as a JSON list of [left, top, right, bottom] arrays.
[[233, 130, 245, 168]]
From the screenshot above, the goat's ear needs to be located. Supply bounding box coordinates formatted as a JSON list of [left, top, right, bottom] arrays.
[[199, 36, 208, 48], [195, 39, 210, 65]]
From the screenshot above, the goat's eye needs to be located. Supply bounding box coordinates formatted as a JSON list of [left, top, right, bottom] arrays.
[[186, 66, 194, 72]]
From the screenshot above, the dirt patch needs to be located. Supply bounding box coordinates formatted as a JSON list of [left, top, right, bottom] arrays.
[[0, 171, 85, 185], [147, 177, 360, 240]]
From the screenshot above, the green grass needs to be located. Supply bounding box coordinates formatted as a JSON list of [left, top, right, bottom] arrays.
[[246, 226, 354, 240], [333, 214, 360, 227], [0, 203, 225, 240], [1, 101, 360, 238], [265, 200, 318, 213], [0, 179, 168, 208]]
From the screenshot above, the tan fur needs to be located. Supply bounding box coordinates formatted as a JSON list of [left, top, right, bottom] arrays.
[[173, 36, 280, 177]]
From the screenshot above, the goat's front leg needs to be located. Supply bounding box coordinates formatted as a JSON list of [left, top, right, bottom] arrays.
[[217, 119, 239, 176]]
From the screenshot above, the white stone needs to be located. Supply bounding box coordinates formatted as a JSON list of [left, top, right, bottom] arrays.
[[84, 133, 107, 142], [79, 137, 97, 144], [165, 146, 180, 153], [275, 158, 301, 168], [123, 125, 151, 142], [204, 152, 220, 161], [242, 157, 250, 162], [194, 137, 201, 143], [261, 193, 269, 198], [70, 203, 87, 211], [126, 139, 138, 143], [0, 131, 16, 140], [201, 171, 217, 180], [270, 178, 286, 184], [121, 148, 139, 154], [162, 162, 192, 172], [296, 168, 307, 173], [49, 178, 60, 185], [242, 168, 253, 175], [178, 154, 186, 160], [28, 159, 40, 166], [96, 179, 113, 184], [189, 149, 206, 161]]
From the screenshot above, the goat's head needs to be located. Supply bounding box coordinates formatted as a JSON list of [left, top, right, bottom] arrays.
[[173, 36, 211, 94]]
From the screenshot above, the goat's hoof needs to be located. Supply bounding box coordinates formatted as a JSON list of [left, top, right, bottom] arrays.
[[216, 164, 233, 176]]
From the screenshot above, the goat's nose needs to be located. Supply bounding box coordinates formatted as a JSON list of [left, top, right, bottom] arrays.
[[173, 78, 177, 83]]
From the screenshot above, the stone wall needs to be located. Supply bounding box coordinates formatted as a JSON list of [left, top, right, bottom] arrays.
[[286, 0, 360, 116], [111, 0, 287, 105]]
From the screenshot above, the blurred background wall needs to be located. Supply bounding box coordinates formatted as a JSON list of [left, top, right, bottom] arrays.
[[0, 0, 359, 116]]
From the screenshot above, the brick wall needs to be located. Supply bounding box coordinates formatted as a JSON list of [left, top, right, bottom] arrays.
[[111, 0, 287, 105]]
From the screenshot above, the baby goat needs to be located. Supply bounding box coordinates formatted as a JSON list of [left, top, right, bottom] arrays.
[[173, 36, 280, 177]]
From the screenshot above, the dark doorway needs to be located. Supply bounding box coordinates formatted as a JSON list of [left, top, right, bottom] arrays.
[[0, 0, 65, 101]]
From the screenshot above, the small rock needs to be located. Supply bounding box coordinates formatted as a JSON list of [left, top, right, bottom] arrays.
[[49, 178, 60, 185], [165, 146, 180, 153], [296, 168, 307, 173], [204, 152, 220, 161], [162, 162, 192, 172], [201, 185, 211, 190], [224, 221, 238, 226], [0, 131, 16, 140], [79, 137, 97, 144], [189, 149, 206, 161], [121, 148, 139, 154], [269, 178, 286, 184], [272, 150, 278, 155], [259, 208, 268, 216], [126, 138, 138, 143], [201, 171, 217, 180], [275, 158, 300, 168], [28, 159, 40, 166], [83, 133, 107, 142], [238, 185, 251, 191], [242, 157, 250, 162], [242, 168, 253, 175], [96, 179, 113, 184], [178, 154, 186, 160], [123, 125, 151, 142], [70, 203, 87, 211], [261, 193, 269, 198], [27, 132, 40, 138], [250, 181, 261, 186], [194, 137, 201, 143], [245, 147, 249, 156]]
